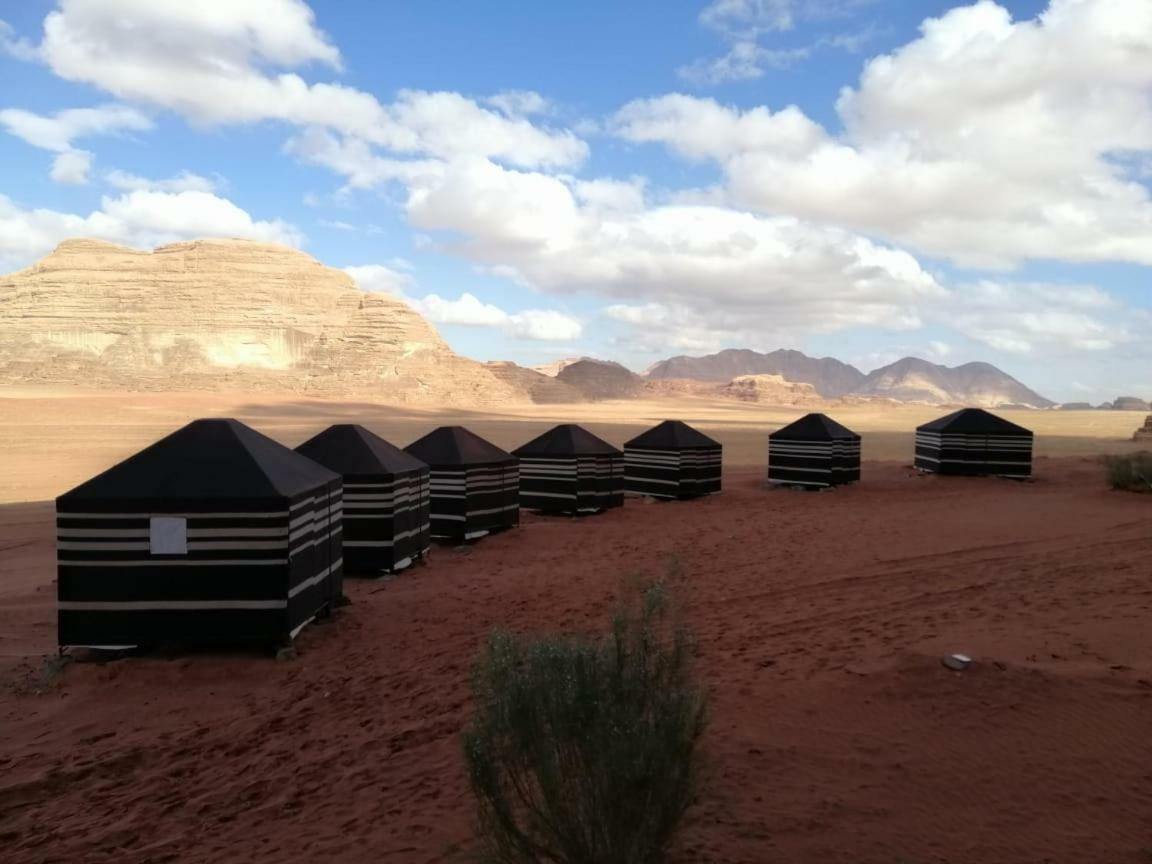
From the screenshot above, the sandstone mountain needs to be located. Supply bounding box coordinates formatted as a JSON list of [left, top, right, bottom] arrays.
[[0, 238, 523, 405], [1111, 396, 1151, 412], [852, 358, 1053, 408], [555, 358, 645, 401], [645, 348, 865, 398], [533, 357, 593, 377], [645, 348, 1051, 408], [720, 374, 821, 405]]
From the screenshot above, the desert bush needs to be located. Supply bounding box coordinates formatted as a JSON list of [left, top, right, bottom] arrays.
[[462, 581, 707, 864], [1102, 452, 1152, 493]]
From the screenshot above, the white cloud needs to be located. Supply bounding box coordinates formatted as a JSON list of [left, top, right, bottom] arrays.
[[622, 0, 1152, 268], [36, 2, 586, 170], [344, 266, 582, 342], [0, 189, 301, 272], [485, 90, 552, 117], [104, 169, 218, 193], [939, 281, 1130, 354], [318, 219, 355, 232], [0, 102, 152, 184], [685, 0, 878, 83], [0, 104, 152, 152], [0, 19, 38, 61], [343, 263, 414, 296], [50, 150, 92, 184]]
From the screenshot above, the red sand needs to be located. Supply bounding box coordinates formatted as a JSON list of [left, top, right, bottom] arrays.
[[1, 460, 1150, 864]]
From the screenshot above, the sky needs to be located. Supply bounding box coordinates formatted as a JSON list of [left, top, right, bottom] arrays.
[[0, 0, 1149, 402]]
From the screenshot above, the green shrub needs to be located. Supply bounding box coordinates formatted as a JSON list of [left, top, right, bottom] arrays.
[[1102, 452, 1152, 493], [462, 582, 707, 864]]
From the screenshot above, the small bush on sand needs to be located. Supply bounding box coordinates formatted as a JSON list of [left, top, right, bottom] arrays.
[[463, 581, 707, 864], [1102, 452, 1152, 493]]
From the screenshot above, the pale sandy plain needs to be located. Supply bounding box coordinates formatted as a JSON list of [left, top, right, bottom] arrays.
[[1, 389, 1150, 864]]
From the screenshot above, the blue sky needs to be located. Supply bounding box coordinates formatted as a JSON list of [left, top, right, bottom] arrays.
[[0, 0, 1149, 402]]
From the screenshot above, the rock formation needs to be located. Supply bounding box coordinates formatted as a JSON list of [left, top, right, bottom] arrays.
[[482, 361, 584, 403], [0, 238, 524, 405], [1134, 416, 1152, 442], [645, 348, 865, 398], [851, 358, 1053, 408], [720, 374, 821, 405], [555, 359, 644, 400], [1112, 396, 1151, 412]]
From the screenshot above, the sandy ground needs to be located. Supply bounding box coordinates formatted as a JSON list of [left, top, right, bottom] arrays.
[[1, 390, 1151, 863]]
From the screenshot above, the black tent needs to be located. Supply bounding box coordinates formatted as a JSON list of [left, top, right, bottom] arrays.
[[295, 424, 431, 575], [623, 420, 722, 499], [512, 424, 624, 514], [403, 426, 519, 541], [56, 418, 343, 650], [768, 413, 861, 488], [915, 408, 1033, 478]]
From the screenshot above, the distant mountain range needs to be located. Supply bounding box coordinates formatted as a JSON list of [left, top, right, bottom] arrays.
[[640, 349, 1053, 408]]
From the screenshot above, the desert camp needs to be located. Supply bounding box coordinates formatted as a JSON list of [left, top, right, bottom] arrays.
[[4, 1, 1152, 861]]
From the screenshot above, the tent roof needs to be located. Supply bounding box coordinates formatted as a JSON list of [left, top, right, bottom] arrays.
[[295, 424, 428, 477], [917, 407, 1034, 436], [58, 418, 339, 504], [404, 425, 515, 467], [623, 419, 720, 450], [512, 424, 622, 457], [770, 413, 859, 441]]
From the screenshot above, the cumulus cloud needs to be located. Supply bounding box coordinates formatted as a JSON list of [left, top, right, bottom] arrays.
[[624, 0, 1152, 268], [50, 150, 92, 184], [0, 189, 301, 272], [344, 264, 582, 341], [939, 281, 1131, 354], [104, 169, 219, 193], [32, 1, 586, 170]]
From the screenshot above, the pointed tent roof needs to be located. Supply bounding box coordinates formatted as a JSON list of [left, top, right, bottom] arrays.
[[770, 413, 860, 442], [917, 407, 1033, 437], [57, 418, 339, 506], [512, 424, 622, 458], [404, 425, 516, 468], [295, 424, 428, 478], [623, 420, 720, 450]]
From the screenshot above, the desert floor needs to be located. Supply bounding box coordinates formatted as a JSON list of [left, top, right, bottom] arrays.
[[1, 389, 1150, 864]]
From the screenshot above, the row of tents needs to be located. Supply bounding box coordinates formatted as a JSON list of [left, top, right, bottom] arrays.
[[56, 408, 1032, 651]]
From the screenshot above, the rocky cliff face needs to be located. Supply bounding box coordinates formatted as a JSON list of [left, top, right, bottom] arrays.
[[555, 359, 644, 400], [0, 238, 522, 405]]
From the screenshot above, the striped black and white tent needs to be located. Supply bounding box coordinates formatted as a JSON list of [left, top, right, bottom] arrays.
[[915, 408, 1034, 478], [623, 420, 722, 499], [404, 426, 519, 541], [295, 424, 431, 575], [512, 424, 624, 514], [56, 418, 343, 650], [767, 413, 861, 488]]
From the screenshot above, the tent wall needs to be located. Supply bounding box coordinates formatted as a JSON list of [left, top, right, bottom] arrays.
[[623, 446, 722, 499], [428, 462, 519, 540], [915, 431, 1032, 478], [57, 484, 342, 648], [519, 453, 625, 513], [768, 436, 860, 488], [341, 468, 430, 573]]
